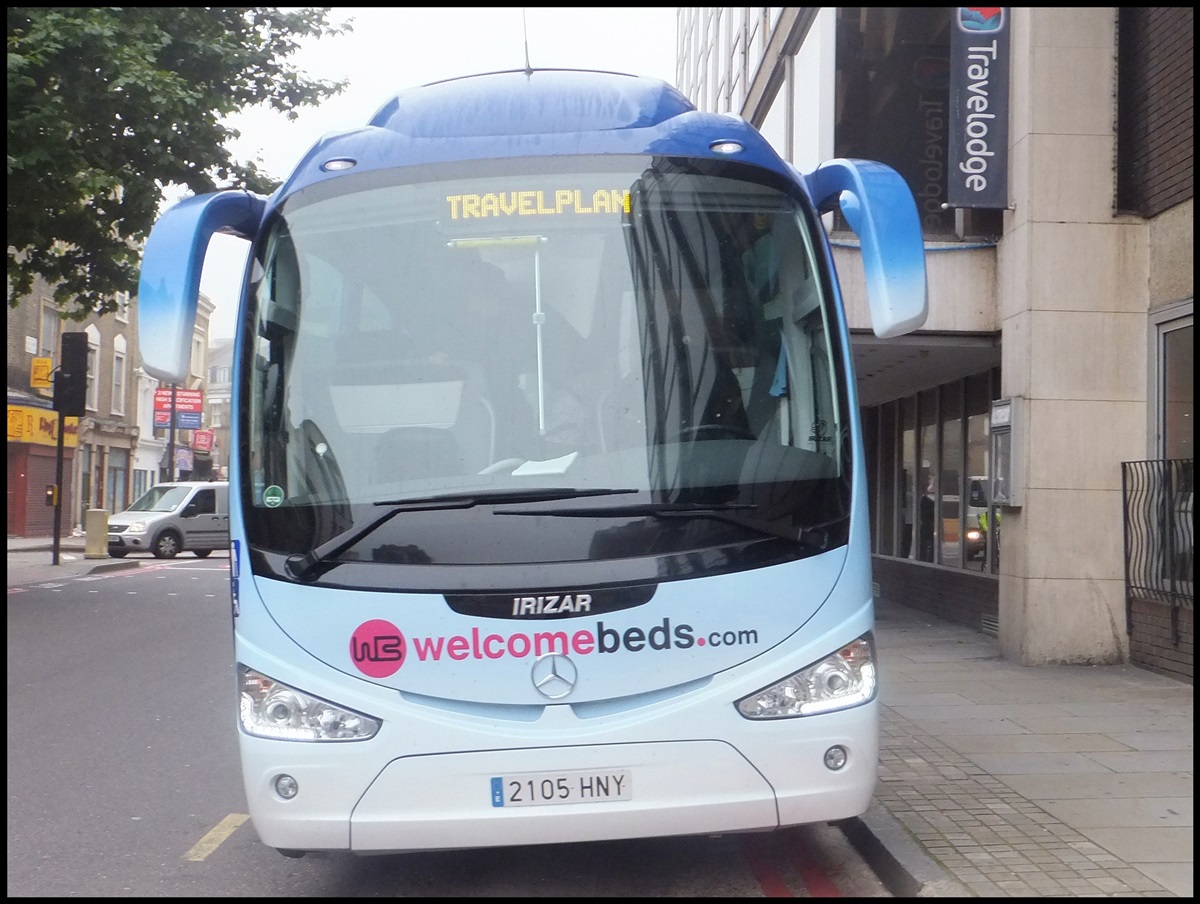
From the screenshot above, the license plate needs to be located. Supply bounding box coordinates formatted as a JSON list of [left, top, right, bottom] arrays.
[[490, 770, 631, 807]]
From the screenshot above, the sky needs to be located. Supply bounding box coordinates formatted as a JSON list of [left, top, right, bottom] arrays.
[[198, 7, 681, 339]]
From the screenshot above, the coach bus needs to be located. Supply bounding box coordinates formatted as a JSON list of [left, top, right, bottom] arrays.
[[137, 68, 927, 856]]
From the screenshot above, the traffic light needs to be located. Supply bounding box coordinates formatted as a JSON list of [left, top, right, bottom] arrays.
[[45, 484, 59, 507], [53, 332, 88, 417]]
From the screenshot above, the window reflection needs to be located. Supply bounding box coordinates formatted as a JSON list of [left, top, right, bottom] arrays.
[[872, 368, 1000, 573]]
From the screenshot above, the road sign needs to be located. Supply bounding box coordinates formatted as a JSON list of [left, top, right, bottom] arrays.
[[155, 410, 203, 429], [31, 357, 53, 389], [153, 388, 204, 412]]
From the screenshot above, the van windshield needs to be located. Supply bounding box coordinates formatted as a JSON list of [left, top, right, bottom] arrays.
[[126, 485, 190, 513]]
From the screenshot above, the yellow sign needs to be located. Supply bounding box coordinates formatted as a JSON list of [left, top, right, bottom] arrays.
[[445, 189, 632, 221], [6, 405, 79, 448], [31, 357, 53, 389]]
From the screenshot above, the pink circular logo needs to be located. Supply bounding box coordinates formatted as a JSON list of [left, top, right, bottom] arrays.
[[350, 619, 406, 678]]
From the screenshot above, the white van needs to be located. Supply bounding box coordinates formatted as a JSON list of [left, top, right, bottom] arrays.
[[107, 481, 230, 559], [938, 476, 990, 561], [964, 476, 989, 560]]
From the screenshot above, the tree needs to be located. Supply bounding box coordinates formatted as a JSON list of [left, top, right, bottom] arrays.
[[7, 7, 351, 319]]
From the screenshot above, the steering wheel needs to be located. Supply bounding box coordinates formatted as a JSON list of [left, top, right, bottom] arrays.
[[669, 423, 756, 443]]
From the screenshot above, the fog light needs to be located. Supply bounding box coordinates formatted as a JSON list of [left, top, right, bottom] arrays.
[[824, 745, 848, 770], [274, 774, 299, 799]]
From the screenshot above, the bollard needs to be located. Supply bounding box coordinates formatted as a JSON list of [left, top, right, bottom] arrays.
[[85, 509, 110, 559]]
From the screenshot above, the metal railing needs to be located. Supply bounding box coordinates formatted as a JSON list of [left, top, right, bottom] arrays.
[[1121, 459, 1193, 643]]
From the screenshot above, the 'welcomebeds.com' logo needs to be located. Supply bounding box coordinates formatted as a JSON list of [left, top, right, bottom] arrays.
[[348, 618, 761, 679]]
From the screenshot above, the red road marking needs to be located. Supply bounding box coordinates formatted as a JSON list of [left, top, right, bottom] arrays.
[[742, 834, 793, 897], [783, 833, 843, 897]]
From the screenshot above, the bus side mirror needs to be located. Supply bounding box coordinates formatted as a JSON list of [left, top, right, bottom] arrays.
[[803, 158, 928, 338], [138, 190, 266, 384]]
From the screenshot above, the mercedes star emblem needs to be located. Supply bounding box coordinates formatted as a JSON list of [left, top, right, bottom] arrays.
[[530, 653, 578, 699]]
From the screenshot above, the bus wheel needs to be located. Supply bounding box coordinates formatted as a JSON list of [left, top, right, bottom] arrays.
[[108, 549, 129, 558], [193, 549, 212, 558], [152, 530, 181, 559], [276, 849, 306, 859]]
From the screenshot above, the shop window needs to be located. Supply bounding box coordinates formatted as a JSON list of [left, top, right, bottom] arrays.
[[916, 389, 938, 562], [873, 368, 1000, 573], [939, 380, 964, 567], [900, 398, 917, 559]]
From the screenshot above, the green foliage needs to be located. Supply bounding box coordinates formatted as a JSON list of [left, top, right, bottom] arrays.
[[7, 7, 350, 318]]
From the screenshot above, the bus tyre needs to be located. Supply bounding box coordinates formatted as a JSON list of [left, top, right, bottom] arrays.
[[276, 849, 306, 859], [108, 549, 129, 559], [193, 549, 212, 558], [152, 530, 182, 559]]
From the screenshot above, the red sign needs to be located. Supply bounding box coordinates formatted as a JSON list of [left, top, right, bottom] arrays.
[[153, 388, 204, 413], [193, 429, 215, 452]]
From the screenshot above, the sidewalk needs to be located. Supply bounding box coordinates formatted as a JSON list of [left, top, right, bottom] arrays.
[[7, 535, 1192, 896], [854, 596, 1193, 897], [6, 535, 142, 587]]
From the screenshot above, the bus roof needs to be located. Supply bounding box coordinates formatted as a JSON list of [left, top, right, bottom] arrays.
[[370, 68, 696, 137], [272, 69, 791, 201]]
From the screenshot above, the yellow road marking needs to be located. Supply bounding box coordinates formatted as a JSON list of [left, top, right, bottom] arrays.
[[184, 813, 250, 861]]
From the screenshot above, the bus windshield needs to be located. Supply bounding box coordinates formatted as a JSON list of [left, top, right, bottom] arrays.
[[243, 156, 850, 582]]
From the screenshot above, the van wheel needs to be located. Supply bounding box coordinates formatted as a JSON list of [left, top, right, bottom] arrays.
[[152, 530, 182, 559], [193, 549, 212, 558]]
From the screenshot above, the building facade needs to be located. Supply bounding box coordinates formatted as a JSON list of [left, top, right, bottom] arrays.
[[5, 274, 140, 536], [7, 279, 216, 534], [205, 337, 234, 481], [6, 279, 79, 537], [675, 7, 1192, 678]]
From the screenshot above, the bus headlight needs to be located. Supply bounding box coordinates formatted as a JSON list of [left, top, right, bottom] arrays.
[[736, 634, 877, 719], [238, 665, 381, 741]]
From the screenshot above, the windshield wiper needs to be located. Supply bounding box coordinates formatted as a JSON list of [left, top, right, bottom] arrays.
[[498, 501, 841, 548], [284, 488, 636, 581]]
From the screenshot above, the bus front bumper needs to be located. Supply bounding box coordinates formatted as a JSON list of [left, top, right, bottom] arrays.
[[240, 717, 877, 854]]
